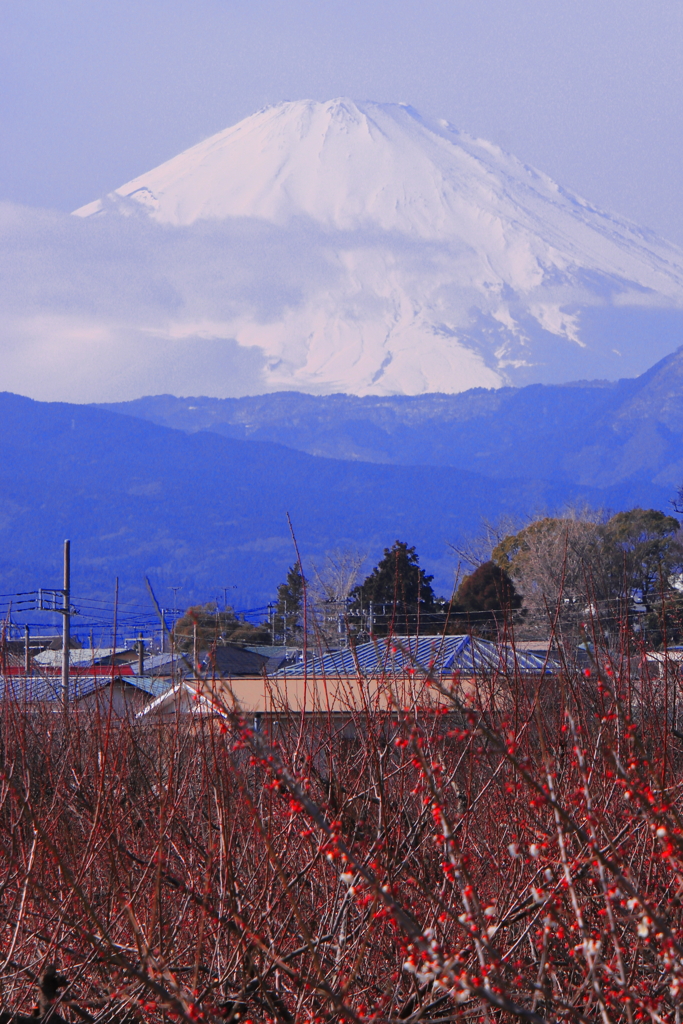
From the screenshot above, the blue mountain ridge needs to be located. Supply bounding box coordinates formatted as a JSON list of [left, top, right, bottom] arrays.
[[0, 389, 675, 620], [100, 345, 683, 492]]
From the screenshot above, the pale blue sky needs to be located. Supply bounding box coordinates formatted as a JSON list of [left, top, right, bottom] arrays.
[[1, 0, 682, 242]]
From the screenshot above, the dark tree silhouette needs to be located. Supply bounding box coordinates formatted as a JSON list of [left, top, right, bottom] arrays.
[[456, 560, 521, 613], [351, 540, 435, 634]]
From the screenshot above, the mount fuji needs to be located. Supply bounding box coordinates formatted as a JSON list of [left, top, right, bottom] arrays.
[[65, 99, 681, 395]]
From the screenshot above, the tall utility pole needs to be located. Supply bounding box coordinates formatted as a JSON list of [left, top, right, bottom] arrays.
[[137, 633, 145, 676], [170, 586, 180, 649], [62, 539, 70, 709]]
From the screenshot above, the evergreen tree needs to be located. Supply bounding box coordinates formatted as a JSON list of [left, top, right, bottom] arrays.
[[457, 560, 521, 613], [454, 561, 521, 635], [350, 540, 435, 635], [274, 564, 305, 643]]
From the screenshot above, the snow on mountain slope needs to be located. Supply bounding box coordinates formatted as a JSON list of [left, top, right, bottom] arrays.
[[69, 99, 683, 397], [72, 100, 675, 280]]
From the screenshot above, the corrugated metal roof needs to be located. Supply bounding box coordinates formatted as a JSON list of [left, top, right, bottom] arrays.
[[279, 635, 557, 677], [0, 676, 68, 702], [441, 636, 557, 674]]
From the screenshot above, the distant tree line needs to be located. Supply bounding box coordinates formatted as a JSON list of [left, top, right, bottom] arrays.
[[267, 541, 524, 643], [172, 505, 683, 651], [273, 508, 683, 644]]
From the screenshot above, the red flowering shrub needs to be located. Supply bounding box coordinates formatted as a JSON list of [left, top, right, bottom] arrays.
[[0, 631, 682, 1024]]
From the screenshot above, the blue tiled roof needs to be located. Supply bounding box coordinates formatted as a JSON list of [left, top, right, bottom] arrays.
[[279, 635, 557, 678], [0, 674, 173, 703]]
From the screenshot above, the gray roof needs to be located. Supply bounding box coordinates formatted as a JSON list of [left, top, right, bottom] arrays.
[[33, 647, 132, 668], [244, 645, 299, 673], [202, 644, 268, 677], [137, 651, 189, 675], [119, 675, 175, 698]]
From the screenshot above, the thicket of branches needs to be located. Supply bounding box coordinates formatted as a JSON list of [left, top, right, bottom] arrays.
[[2, 608, 683, 1024]]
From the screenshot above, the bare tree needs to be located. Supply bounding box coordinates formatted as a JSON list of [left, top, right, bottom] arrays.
[[309, 547, 367, 644], [492, 508, 608, 636], [448, 513, 526, 573]]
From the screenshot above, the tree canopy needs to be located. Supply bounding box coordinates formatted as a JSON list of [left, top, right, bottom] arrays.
[[490, 507, 683, 635], [600, 508, 681, 600], [173, 603, 269, 651]]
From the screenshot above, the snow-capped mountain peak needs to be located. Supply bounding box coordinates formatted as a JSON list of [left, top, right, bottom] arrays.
[[70, 99, 683, 397]]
